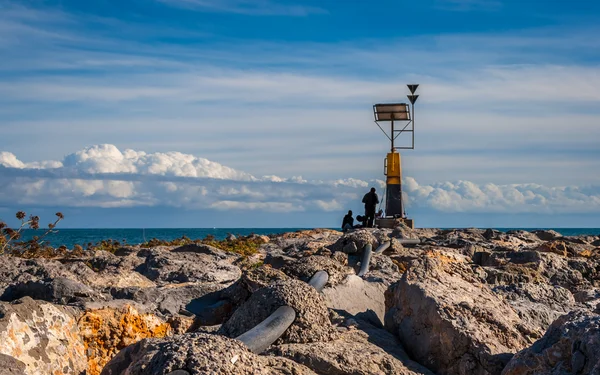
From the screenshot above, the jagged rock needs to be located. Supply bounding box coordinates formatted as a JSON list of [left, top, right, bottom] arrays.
[[505, 230, 544, 244], [484, 265, 546, 285], [0, 297, 86, 375], [1, 277, 102, 304], [385, 254, 540, 375], [531, 229, 562, 241], [492, 283, 575, 331], [79, 300, 173, 375], [136, 248, 241, 285], [241, 265, 290, 293], [330, 229, 380, 254], [220, 279, 337, 345], [171, 243, 238, 260], [364, 253, 402, 284], [0, 354, 26, 375], [537, 241, 568, 257], [502, 310, 600, 375], [282, 255, 349, 286], [322, 275, 388, 326], [263, 249, 297, 269], [100, 332, 317, 375], [271, 321, 434, 375], [391, 224, 419, 239], [573, 289, 600, 310], [110, 281, 225, 317]]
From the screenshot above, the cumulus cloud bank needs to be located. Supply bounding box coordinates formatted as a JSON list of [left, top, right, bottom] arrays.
[[1, 144, 598, 214]]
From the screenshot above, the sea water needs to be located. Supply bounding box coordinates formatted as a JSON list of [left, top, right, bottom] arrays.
[[13, 227, 600, 249]]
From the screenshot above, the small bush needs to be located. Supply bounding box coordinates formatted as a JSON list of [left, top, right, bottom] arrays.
[[1, 211, 65, 258]]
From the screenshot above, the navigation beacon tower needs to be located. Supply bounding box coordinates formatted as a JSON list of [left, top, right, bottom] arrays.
[[372, 84, 419, 229]]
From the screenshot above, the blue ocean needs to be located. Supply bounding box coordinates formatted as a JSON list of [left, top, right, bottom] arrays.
[[14, 228, 600, 249]]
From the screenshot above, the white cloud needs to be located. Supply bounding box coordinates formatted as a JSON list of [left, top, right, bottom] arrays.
[[157, 0, 326, 16], [0, 145, 598, 215]]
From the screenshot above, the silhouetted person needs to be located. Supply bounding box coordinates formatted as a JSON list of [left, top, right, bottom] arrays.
[[362, 187, 379, 228], [342, 210, 354, 231]]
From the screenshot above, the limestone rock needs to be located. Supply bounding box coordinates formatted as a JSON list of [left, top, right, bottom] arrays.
[[385, 255, 540, 375], [271, 324, 434, 375], [0, 354, 26, 375], [282, 255, 349, 286], [330, 229, 380, 254], [322, 275, 388, 327], [101, 332, 317, 375], [241, 265, 290, 293], [492, 283, 575, 331], [502, 310, 600, 375], [110, 281, 225, 317], [0, 297, 86, 375], [78, 300, 173, 375], [1, 277, 103, 305], [537, 241, 568, 257], [531, 229, 563, 241], [220, 279, 336, 345], [136, 248, 241, 285]]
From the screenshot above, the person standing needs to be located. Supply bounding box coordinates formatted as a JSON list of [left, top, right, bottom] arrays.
[[362, 187, 379, 228]]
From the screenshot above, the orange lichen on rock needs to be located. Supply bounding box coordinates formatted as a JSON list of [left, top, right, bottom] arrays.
[[78, 304, 172, 375]]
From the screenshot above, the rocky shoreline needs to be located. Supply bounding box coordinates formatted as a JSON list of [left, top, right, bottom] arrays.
[[0, 227, 599, 375]]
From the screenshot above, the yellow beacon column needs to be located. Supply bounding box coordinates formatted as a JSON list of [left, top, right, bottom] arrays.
[[385, 151, 403, 217]]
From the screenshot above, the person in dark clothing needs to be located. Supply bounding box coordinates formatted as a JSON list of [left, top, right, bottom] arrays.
[[341, 210, 354, 231], [362, 187, 379, 228]]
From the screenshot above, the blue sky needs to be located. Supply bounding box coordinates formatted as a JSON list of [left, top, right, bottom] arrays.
[[0, 0, 599, 228]]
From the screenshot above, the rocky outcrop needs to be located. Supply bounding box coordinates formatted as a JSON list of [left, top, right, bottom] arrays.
[[100, 332, 317, 375], [0, 297, 86, 375], [385, 253, 540, 375], [1, 228, 599, 375], [492, 283, 575, 331], [271, 325, 434, 375], [78, 301, 173, 375], [281, 255, 349, 286], [322, 275, 388, 326], [220, 279, 337, 345], [136, 248, 241, 285], [502, 310, 600, 375]]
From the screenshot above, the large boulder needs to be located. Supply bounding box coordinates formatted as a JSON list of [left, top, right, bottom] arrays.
[[322, 275, 388, 326], [136, 248, 241, 285], [1, 277, 103, 305], [329, 229, 380, 254], [502, 310, 600, 375], [0, 297, 86, 375], [100, 332, 317, 375], [78, 300, 174, 375], [271, 323, 434, 375], [220, 279, 336, 345], [281, 255, 349, 286], [492, 283, 576, 331], [385, 253, 540, 375]]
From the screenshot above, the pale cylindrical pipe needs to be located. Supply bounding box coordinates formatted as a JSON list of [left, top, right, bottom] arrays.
[[235, 305, 296, 354], [357, 244, 373, 277], [308, 270, 329, 292], [374, 241, 391, 254]]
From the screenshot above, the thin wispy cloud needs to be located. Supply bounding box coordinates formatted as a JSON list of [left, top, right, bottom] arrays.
[[435, 0, 502, 11], [157, 0, 326, 16]]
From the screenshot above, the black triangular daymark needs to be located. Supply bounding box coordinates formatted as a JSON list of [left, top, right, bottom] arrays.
[[407, 94, 419, 104], [407, 84, 419, 94]]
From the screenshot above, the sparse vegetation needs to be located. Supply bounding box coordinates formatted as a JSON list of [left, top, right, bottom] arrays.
[[0, 211, 69, 258], [1, 211, 267, 258]]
